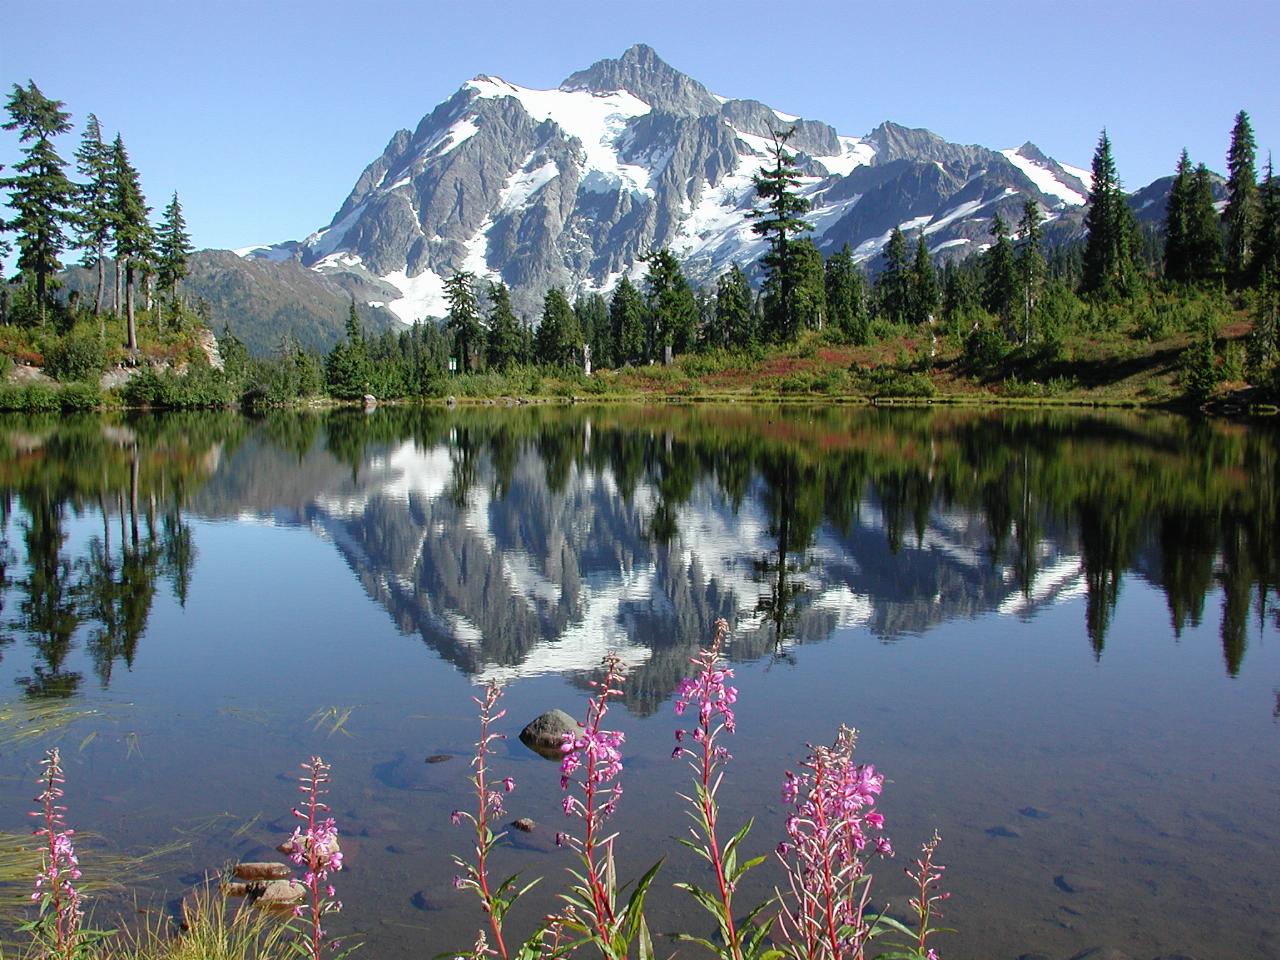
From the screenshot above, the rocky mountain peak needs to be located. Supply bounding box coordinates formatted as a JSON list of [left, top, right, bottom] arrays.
[[560, 43, 722, 116]]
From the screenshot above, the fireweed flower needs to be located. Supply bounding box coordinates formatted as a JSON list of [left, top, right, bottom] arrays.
[[31, 748, 83, 960], [775, 725, 893, 960], [288, 757, 344, 960]]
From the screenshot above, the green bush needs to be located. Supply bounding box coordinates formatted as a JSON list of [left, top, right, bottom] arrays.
[[122, 365, 234, 409], [963, 322, 1009, 377], [0, 383, 61, 412], [44, 334, 107, 383], [854, 366, 937, 399], [58, 382, 104, 411]]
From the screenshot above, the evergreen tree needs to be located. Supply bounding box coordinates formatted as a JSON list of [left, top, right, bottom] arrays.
[[535, 287, 580, 368], [1164, 149, 1195, 284], [876, 226, 911, 325], [713, 264, 754, 350], [485, 281, 523, 371], [982, 211, 1018, 321], [824, 243, 867, 344], [610, 275, 646, 365], [575, 292, 610, 368], [1251, 156, 1280, 282], [644, 247, 698, 360], [1081, 129, 1139, 299], [0, 81, 74, 326], [73, 113, 115, 316], [109, 134, 153, 350], [1188, 164, 1222, 283], [941, 258, 980, 327], [1016, 200, 1046, 344], [444, 271, 483, 372], [908, 233, 939, 326], [1223, 110, 1259, 285], [790, 238, 827, 332], [324, 302, 371, 399], [748, 128, 813, 343], [155, 191, 192, 305]]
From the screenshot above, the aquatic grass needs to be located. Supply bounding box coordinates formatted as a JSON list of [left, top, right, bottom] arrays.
[[0, 704, 103, 752], [306, 708, 356, 739], [104, 881, 290, 960]]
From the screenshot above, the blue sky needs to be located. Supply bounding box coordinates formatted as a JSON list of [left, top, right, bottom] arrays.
[[2, 0, 1277, 253]]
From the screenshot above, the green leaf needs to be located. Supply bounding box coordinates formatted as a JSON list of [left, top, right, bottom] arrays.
[[637, 914, 655, 960], [621, 857, 664, 944]]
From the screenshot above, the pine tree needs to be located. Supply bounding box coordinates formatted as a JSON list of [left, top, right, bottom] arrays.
[[73, 113, 115, 317], [1223, 110, 1259, 285], [876, 226, 911, 325], [485, 281, 523, 371], [908, 233, 939, 326], [444, 271, 483, 372], [535, 287, 580, 368], [109, 134, 153, 351], [643, 248, 698, 361], [983, 211, 1018, 321], [155, 191, 192, 306], [1251, 156, 1280, 282], [1081, 130, 1139, 299], [0, 81, 74, 326], [748, 128, 813, 343], [325, 302, 371, 399], [790, 238, 827, 332], [713, 264, 754, 350], [1188, 164, 1222, 283], [1016, 200, 1046, 344], [609, 276, 646, 365], [575, 293, 610, 369], [1164, 150, 1195, 284], [824, 243, 867, 344]]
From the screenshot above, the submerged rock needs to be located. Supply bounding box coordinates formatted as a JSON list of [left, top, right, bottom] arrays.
[[519, 709, 577, 759], [512, 817, 535, 832], [424, 754, 453, 764], [985, 825, 1021, 838], [1019, 806, 1052, 820]]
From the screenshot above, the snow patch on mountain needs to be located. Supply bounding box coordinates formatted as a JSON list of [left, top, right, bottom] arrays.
[[379, 264, 448, 323], [306, 202, 367, 259], [1001, 148, 1087, 206], [814, 137, 876, 178]]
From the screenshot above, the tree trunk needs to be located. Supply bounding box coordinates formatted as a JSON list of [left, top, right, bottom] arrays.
[[114, 259, 122, 315], [126, 263, 137, 352], [94, 250, 105, 316]]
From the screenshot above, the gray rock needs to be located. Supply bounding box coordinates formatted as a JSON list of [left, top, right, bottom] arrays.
[[1054, 873, 1104, 894], [255, 879, 307, 906], [519, 708, 578, 758]]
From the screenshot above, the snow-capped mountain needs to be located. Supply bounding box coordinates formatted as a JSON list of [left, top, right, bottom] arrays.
[[242, 44, 1094, 323]]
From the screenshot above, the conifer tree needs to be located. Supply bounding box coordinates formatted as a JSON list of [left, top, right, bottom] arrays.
[[535, 287, 580, 368], [444, 271, 483, 372], [1164, 150, 1195, 284], [713, 263, 754, 350], [789, 238, 827, 332], [73, 113, 115, 316], [609, 275, 646, 364], [324, 302, 371, 398], [1188, 164, 1222, 283], [1016, 200, 1045, 344], [1251, 156, 1280, 282], [1223, 110, 1259, 285], [824, 244, 867, 344], [876, 226, 911, 326], [983, 211, 1018, 321], [908, 233, 938, 326], [109, 134, 153, 350], [155, 191, 192, 306], [748, 128, 813, 342], [1, 81, 74, 326], [485, 281, 523, 371], [643, 248, 697, 361], [1081, 130, 1140, 299], [941, 259, 980, 326]]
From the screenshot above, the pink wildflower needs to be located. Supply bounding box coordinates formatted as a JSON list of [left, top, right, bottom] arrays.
[[31, 748, 82, 960]]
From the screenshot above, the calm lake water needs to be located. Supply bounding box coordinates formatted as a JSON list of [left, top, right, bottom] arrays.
[[0, 406, 1276, 960]]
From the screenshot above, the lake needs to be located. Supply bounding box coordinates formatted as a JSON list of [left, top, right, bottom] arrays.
[[0, 405, 1276, 960]]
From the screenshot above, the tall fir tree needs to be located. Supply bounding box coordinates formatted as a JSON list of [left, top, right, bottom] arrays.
[[1081, 129, 1140, 300], [1188, 163, 1222, 283], [609, 275, 646, 365], [1, 81, 74, 326], [109, 134, 153, 350], [1251, 156, 1280, 282], [574, 292, 610, 369], [535, 287, 580, 368], [643, 248, 698, 361], [824, 243, 867, 344], [789, 238, 827, 332], [155, 191, 192, 306], [876, 226, 911, 325], [908, 233, 939, 326], [748, 127, 813, 343], [982, 211, 1018, 322], [1223, 109, 1259, 285], [444, 271, 483, 372], [73, 113, 115, 317], [485, 281, 523, 371], [713, 263, 754, 350], [1163, 149, 1195, 284], [1016, 199, 1046, 344], [324, 302, 371, 398]]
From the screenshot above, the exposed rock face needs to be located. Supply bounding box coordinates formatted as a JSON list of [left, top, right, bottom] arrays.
[[241, 44, 1107, 327]]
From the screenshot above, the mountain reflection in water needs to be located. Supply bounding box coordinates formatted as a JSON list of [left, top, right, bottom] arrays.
[[2, 406, 1276, 707]]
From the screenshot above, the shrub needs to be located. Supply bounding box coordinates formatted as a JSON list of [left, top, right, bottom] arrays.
[[44, 334, 108, 383]]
